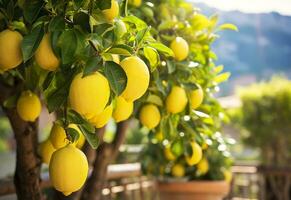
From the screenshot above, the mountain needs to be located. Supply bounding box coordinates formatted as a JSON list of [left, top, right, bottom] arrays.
[[196, 4, 291, 95]]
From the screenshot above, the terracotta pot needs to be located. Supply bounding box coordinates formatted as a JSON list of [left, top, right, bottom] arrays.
[[158, 180, 230, 200]]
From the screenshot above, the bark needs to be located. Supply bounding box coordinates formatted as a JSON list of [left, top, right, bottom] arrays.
[[0, 81, 43, 200], [80, 121, 129, 200]]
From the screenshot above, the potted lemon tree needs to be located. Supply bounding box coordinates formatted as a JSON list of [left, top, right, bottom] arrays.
[[128, 0, 236, 199]]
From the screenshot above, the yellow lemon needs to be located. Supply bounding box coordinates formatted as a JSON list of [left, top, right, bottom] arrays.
[[90, 103, 113, 128], [39, 139, 56, 165], [170, 37, 189, 61], [35, 34, 59, 71], [16, 91, 41, 122], [76, 132, 85, 149], [112, 96, 133, 122], [186, 142, 202, 166], [197, 157, 209, 175], [190, 85, 204, 109], [69, 72, 110, 119], [49, 144, 89, 196], [166, 86, 188, 114], [129, 0, 142, 7], [102, 0, 119, 21], [139, 104, 161, 129], [155, 131, 163, 141], [171, 164, 185, 178], [0, 29, 23, 71], [120, 56, 150, 101], [223, 169, 233, 183], [164, 145, 175, 161]]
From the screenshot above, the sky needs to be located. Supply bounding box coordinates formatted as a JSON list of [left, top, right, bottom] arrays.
[[189, 0, 291, 16]]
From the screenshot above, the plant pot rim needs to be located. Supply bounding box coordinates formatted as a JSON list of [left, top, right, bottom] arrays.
[[157, 180, 230, 195]]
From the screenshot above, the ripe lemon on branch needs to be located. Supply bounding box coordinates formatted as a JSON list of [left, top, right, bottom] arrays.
[[69, 72, 110, 119], [197, 157, 209, 175], [0, 29, 23, 71], [185, 142, 202, 166], [190, 85, 204, 109], [139, 104, 161, 129], [171, 164, 185, 177], [49, 144, 88, 196], [102, 0, 119, 21], [112, 96, 133, 122], [16, 91, 41, 122], [166, 86, 188, 114], [164, 145, 176, 161], [120, 56, 150, 101], [35, 34, 60, 71], [90, 103, 113, 128], [39, 139, 56, 165], [170, 37, 189, 61]]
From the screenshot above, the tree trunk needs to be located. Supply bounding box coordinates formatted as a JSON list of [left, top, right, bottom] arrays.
[[80, 121, 129, 200]]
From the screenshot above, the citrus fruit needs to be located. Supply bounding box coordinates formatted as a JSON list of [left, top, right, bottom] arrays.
[[171, 164, 185, 178], [197, 157, 209, 175], [185, 142, 202, 166], [129, 0, 142, 7], [0, 29, 23, 71], [112, 96, 133, 122], [39, 139, 56, 165], [170, 37, 189, 61], [49, 144, 89, 196], [90, 103, 113, 128], [164, 145, 176, 161], [16, 91, 41, 122], [102, 0, 119, 21], [69, 72, 110, 119], [114, 19, 127, 39], [120, 56, 150, 101], [190, 85, 204, 109], [166, 86, 188, 114], [155, 131, 163, 141], [139, 104, 161, 129], [223, 169, 233, 183], [35, 34, 59, 71]]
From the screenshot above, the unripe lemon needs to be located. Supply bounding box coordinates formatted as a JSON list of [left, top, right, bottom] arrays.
[[17, 91, 41, 122], [185, 142, 202, 166], [49, 145, 89, 196], [223, 169, 233, 183], [120, 56, 150, 101], [129, 0, 142, 7], [112, 96, 133, 122], [102, 0, 119, 21], [139, 104, 160, 129], [114, 19, 127, 39], [39, 139, 56, 165], [190, 85, 204, 109], [0, 29, 23, 71], [197, 157, 209, 175], [171, 164, 185, 178], [69, 72, 110, 119], [35, 34, 59, 71], [90, 103, 113, 128], [166, 86, 188, 114], [170, 37, 189, 61], [164, 145, 176, 161]]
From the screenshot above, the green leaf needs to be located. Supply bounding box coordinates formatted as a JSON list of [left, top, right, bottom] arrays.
[[136, 27, 150, 45], [96, 0, 111, 10], [83, 56, 102, 77], [21, 24, 44, 62], [49, 16, 65, 32], [148, 42, 174, 57], [214, 65, 224, 74], [66, 127, 80, 143], [193, 110, 210, 118], [93, 23, 112, 35], [107, 44, 134, 56], [166, 60, 175, 74], [67, 109, 95, 132], [214, 72, 231, 83], [78, 125, 99, 149], [143, 46, 159, 72], [123, 15, 147, 30], [104, 61, 127, 95], [58, 30, 77, 64], [3, 93, 20, 108], [218, 23, 238, 32], [23, 0, 45, 23], [74, 12, 91, 32]]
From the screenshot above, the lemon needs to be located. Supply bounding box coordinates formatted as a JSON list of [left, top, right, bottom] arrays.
[[16, 91, 41, 122], [69, 72, 110, 119], [49, 144, 89, 196], [223, 169, 233, 183], [185, 142, 202, 166], [35, 34, 59, 71], [39, 139, 56, 165], [170, 37, 189, 61], [114, 19, 127, 39], [164, 145, 175, 161], [0, 29, 23, 71], [166, 86, 188, 114], [112, 96, 133, 122], [76, 131, 85, 149], [49, 123, 84, 149], [129, 0, 142, 7], [190, 85, 204, 109], [139, 104, 161, 129], [171, 164, 185, 178], [120, 56, 150, 101], [90, 103, 113, 128], [102, 0, 119, 21], [155, 131, 163, 142], [197, 157, 209, 175]]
